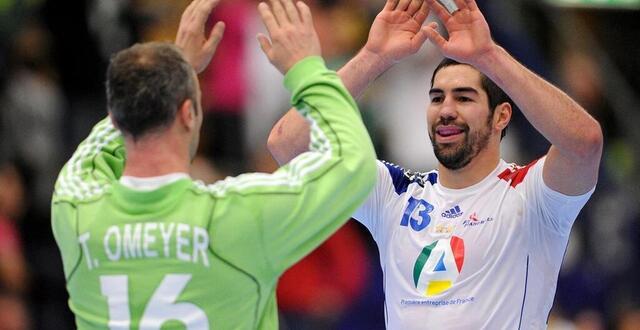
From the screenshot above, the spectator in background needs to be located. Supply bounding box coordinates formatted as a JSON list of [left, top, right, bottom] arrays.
[[553, 47, 640, 326], [0, 17, 72, 329], [1, 20, 65, 222], [0, 291, 30, 330], [198, 0, 253, 175], [0, 160, 30, 330], [0, 161, 28, 295]]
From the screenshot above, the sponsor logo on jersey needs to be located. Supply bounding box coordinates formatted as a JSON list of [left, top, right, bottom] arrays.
[[441, 205, 463, 219], [433, 223, 455, 235], [461, 212, 494, 227], [413, 236, 465, 297]]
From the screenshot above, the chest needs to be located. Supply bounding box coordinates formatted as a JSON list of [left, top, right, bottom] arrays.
[[383, 184, 528, 280]]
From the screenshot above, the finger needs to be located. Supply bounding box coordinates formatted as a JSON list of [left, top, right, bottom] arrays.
[[194, 0, 220, 24], [425, 0, 452, 22], [205, 21, 226, 53], [396, 0, 411, 11], [257, 33, 273, 56], [424, 23, 447, 51], [296, 2, 314, 27], [181, 0, 196, 21], [465, 0, 480, 11], [383, 0, 400, 11], [258, 2, 279, 32], [452, 0, 468, 12], [281, 0, 301, 24], [270, 0, 289, 26], [407, 0, 423, 17], [411, 24, 431, 51], [413, 0, 429, 24]]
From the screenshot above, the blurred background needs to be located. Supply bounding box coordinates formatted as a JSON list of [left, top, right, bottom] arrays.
[[0, 0, 639, 329]]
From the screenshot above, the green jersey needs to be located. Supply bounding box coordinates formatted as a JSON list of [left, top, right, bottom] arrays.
[[51, 57, 376, 329]]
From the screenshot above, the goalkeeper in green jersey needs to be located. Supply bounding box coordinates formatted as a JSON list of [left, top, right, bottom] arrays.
[[50, 0, 376, 329]]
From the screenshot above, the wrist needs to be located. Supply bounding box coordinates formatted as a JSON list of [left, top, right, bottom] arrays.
[[357, 47, 394, 75], [473, 45, 506, 75], [284, 56, 326, 93]]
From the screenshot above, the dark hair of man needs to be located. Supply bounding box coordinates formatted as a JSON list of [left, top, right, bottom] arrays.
[[430, 57, 512, 139], [106, 42, 196, 140]]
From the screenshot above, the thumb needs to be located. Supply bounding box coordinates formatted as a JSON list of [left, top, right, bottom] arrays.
[[411, 25, 431, 52], [257, 33, 273, 57], [424, 22, 447, 51]]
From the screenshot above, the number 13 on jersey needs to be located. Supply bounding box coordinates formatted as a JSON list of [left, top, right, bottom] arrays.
[[400, 197, 434, 232]]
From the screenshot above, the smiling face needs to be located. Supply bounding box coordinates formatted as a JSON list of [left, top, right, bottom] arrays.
[[427, 64, 496, 170]]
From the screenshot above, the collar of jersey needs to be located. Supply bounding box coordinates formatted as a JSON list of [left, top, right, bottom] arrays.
[[120, 173, 190, 191], [112, 175, 192, 212], [435, 159, 507, 196]]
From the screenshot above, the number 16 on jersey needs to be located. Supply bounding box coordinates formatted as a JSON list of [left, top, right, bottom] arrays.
[[100, 274, 209, 329]]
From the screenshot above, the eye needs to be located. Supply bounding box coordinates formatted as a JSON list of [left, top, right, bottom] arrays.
[[431, 96, 443, 103], [457, 96, 472, 102]]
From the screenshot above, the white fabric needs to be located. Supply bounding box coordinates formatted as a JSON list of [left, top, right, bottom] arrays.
[[354, 157, 594, 329], [119, 173, 190, 191]]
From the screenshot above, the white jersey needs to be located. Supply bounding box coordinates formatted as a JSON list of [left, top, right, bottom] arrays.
[[354, 157, 594, 329]]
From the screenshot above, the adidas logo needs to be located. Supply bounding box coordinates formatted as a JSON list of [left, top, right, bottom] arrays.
[[441, 206, 463, 219]]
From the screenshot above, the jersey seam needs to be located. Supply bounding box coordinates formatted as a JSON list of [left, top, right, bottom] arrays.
[[63, 201, 82, 283], [547, 240, 571, 325], [205, 193, 262, 329], [190, 157, 341, 200], [517, 254, 530, 330]]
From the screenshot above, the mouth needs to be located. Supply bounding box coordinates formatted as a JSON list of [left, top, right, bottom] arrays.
[[435, 125, 465, 142]]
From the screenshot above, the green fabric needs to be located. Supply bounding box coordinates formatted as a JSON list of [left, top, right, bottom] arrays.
[[51, 56, 376, 329]]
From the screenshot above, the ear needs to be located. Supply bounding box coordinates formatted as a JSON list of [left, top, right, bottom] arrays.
[[178, 99, 196, 131], [494, 102, 512, 133]]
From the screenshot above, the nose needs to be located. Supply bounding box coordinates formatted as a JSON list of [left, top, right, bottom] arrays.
[[438, 96, 458, 123]]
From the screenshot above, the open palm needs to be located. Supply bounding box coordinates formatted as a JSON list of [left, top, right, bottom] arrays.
[[425, 0, 495, 64], [364, 0, 432, 65], [175, 0, 226, 73]]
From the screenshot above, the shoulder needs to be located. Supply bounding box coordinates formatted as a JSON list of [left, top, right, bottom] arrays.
[[378, 160, 438, 195], [53, 181, 114, 204], [496, 158, 542, 189], [188, 171, 290, 198]]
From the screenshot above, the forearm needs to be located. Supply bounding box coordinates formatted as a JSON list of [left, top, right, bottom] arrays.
[[337, 48, 392, 100], [477, 46, 602, 158]]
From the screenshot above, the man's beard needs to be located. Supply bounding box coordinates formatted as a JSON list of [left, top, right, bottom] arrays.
[[430, 120, 492, 170]]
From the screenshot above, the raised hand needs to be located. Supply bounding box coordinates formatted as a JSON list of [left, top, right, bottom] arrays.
[[363, 0, 434, 66], [424, 0, 496, 66], [175, 0, 226, 73], [257, 0, 321, 74]]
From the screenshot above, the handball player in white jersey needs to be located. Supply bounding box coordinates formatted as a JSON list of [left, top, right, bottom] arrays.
[[267, 0, 603, 328]]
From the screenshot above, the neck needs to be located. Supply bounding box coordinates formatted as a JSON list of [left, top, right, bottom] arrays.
[[437, 142, 501, 189], [122, 134, 190, 177]]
